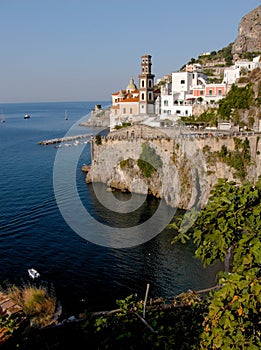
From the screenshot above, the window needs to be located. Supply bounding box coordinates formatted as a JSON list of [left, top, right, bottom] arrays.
[[176, 110, 181, 114], [142, 80, 145, 88], [164, 100, 168, 106], [181, 80, 185, 84], [130, 108, 132, 114], [123, 108, 126, 114], [200, 91, 204, 95], [148, 80, 152, 88], [141, 93, 145, 100], [209, 89, 213, 96], [149, 92, 153, 101], [218, 90, 222, 95]]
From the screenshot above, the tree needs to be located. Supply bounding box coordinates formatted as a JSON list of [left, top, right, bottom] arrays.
[[170, 178, 261, 349]]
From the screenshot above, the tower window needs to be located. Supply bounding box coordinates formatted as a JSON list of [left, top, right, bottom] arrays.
[[142, 80, 145, 88], [148, 80, 152, 88], [181, 80, 185, 84], [141, 93, 145, 100], [149, 92, 153, 101]]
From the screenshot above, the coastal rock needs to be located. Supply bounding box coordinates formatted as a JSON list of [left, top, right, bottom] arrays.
[[85, 125, 261, 210], [232, 5, 261, 59]]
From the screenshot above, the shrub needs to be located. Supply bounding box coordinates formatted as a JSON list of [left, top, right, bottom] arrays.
[[6, 283, 56, 328], [137, 143, 163, 178]]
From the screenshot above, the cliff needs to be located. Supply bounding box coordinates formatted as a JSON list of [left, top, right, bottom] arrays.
[[85, 125, 261, 210], [232, 5, 261, 59]]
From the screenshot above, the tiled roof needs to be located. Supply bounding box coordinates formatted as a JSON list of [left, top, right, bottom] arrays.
[[120, 97, 139, 103]]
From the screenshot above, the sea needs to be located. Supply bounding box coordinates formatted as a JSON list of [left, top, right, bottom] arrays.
[[0, 101, 220, 316]]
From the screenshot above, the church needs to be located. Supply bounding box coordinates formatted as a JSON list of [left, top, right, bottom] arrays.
[[110, 54, 158, 129]]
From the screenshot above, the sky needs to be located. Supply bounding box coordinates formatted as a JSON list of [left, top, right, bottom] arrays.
[[0, 0, 260, 103]]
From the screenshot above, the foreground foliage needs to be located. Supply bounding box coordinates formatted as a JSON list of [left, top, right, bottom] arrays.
[[170, 178, 261, 348], [82, 292, 207, 350], [4, 282, 57, 328]]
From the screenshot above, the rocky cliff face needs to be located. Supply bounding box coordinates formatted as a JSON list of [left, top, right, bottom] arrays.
[[85, 130, 261, 210], [232, 5, 261, 59]]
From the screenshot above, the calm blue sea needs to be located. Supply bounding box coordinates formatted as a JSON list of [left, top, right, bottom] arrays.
[[0, 101, 220, 316]]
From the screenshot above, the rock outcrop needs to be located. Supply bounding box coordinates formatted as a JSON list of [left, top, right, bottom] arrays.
[[232, 5, 261, 59], [85, 125, 261, 210]]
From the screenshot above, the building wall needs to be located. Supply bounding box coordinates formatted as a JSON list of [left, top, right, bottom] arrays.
[[172, 72, 193, 94]]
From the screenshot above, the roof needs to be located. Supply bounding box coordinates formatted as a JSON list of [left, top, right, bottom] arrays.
[[120, 97, 139, 103]]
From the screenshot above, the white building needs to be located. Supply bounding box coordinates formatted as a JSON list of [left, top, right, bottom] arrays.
[[223, 56, 261, 84], [160, 70, 208, 118]]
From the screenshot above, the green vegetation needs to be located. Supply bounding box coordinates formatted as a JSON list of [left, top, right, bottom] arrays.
[[218, 83, 254, 119], [182, 43, 234, 70], [196, 109, 218, 126], [5, 283, 57, 328], [170, 178, 261, 349], [81, 292, 207, 349], [120, 158, 132, 169], [114, 122, 132, 130], [137, 142, 163, 178], [214, 137, 252, 180], [0, 314, 20, 337], [95, 134, 102, 145]]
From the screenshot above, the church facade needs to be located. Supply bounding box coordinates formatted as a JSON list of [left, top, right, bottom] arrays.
[[110, 54, 157, 130]]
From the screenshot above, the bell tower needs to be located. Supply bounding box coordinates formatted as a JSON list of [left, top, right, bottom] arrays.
[[139, 54, 155, 115]]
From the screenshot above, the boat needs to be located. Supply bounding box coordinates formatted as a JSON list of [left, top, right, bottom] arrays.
[[24, 114, 30, 119], [28, 268, 40, 279], [1, 110, 5, 123], [64, 110, 68, 120]]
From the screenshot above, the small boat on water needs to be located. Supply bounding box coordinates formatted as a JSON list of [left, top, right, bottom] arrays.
[[24, 114, 31, 119], [1, 116, 5, 123], [28, 268, 40, 279]]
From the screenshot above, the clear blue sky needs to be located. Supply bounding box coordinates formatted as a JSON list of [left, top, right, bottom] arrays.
[[0, 0, 260, 103]]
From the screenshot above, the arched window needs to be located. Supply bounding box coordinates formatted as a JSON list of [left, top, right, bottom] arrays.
[[141, 80, 145, 88], [149, 92, 153, 101], [148, 80, 152, 88], [141, 93, 145, 100]]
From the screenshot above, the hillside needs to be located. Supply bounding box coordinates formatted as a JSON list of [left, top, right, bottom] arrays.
[[180, 5, 261, 82]]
